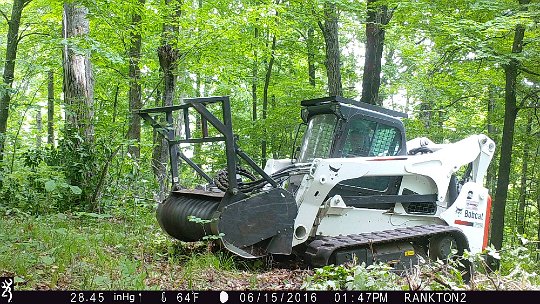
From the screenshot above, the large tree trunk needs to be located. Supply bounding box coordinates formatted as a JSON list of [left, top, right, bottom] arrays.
[[47, 70, 55, 146], [153, 0, 181, 201], [127, 0, 145, 160], [0, 0, 28, 163], [62, 1, 95, 205], [361, 0, 392, 106], [491, 0, 529, 250], [63, 2, 95, 143], [318, 2, 342, 96]]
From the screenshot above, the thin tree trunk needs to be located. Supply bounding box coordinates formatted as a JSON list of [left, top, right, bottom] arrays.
[[127, 0, 145, 160], [535, 140, 540, 260], [307, 27, 316, 87], [491, 0, 529, 250], [0, 0, 28, 163], [361, 0, 392, 106], [318, 2, 342, 96], [36, 107, 42, 148], [47, 70, 55, 146], [262, 34, 277, 167], [517, 115, 532, 235], [112, 84, 119, 123], [252, 26, 259, 121], [486, 86, 497, 193], [537, 190, 540, 260]]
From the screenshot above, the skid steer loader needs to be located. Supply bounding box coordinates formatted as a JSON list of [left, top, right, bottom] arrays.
[[137, 96, 495, 268]]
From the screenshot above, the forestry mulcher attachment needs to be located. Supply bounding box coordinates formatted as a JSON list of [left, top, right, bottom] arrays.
[[137, 96, 495, 268]]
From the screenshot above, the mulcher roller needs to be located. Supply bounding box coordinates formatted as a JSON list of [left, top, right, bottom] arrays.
[[156, 191, 221, 241]]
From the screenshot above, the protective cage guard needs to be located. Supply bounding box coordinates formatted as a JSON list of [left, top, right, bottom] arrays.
[[136, 97, 298, 256], [135, 96, 277, 192]]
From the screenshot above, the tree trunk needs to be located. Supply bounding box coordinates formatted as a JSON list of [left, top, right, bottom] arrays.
[[318, 2, 342, 96], [517, 115, 532, 235], [153, 0, 181, 201], [262, 34, 277, 167], [491, 0, 529, 250], [252, 26, 259, 121], [62, 1, 95, 207], [307, 27, 316, 87], [0, 0, 27, 163], [63, 2, 95, 144], [36, 107, 42, 148], [47, 70, 55, 146], [361, 0, 391, 106], [534, 140, 540, 260], [127, 0, 145, 160], [537, 189, 540, 260], [486, 86, 497, 193]]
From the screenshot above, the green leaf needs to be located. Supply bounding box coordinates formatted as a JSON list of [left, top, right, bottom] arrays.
[[40, 255, 55, 265], [70, 185, 82, 195], [93, 275, 111, 288], [14, 277, 25, 284], [44, 180, 57, 192]]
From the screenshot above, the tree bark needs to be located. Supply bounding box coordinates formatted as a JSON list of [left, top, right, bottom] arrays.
[[361, 0, 392, 106], [491, 0, 529, 250], [517, 115, 532, 235], [307, 27, 316, 87], [0, 0, 28, 163], [153, 0, 181, 201], [486, 86, 497, 193], [127, 0, 145, 160], [252, 26, 259, 121], [47, 70, 55, 146], [62, 1, 95, 206], [534, 141, 540, 260], [318, 1, 342, 96], [36, 107, 42, 148], [63, 2, 95, 144], [262, 34, 277, 167]]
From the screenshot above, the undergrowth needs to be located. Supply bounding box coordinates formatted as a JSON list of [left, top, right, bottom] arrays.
[[2, 203, 539, 291], [302, 243, 540, 291], [0, 205, 260, 290]]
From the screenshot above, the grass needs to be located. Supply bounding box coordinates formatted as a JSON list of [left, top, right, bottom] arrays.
[[3, 204, 538, 291], [0, 205, 289, 290]]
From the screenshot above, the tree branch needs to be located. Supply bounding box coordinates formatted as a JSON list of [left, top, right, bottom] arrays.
[[23, 0, 34, 9], [519, 66, 540, 77], [317, 20, 325, 35], [18, 32, 50, 43], [441, 95, 479, 109], [518, 89, 540, 108], [0, 9, 8, 22]]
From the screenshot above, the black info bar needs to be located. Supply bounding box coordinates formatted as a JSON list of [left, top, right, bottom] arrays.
[[1, 290, 539, 304]]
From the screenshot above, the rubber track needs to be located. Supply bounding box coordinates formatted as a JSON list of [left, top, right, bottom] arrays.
[[305, 224, 468, 267]]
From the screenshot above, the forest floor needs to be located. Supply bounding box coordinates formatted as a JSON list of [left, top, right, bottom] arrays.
[[0, 206, 313, 290], [1, 205, 539, 291]]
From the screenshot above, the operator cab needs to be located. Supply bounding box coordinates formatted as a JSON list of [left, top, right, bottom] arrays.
[[297, 96, 407, 163], [294, 96, 409, 210]]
